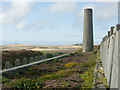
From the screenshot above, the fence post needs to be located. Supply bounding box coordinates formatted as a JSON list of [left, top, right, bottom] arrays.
[[39, 56, 43, 60], [5, 61, 12, 69], [29, 57, 34, 63], [15, 59, 21, 67], [22, 58, 28, 65], [35, 56, 39, 61], [110, 27, 114, 36]]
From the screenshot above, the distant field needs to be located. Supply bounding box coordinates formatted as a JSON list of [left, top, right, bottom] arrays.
[[1, 44, 82, 52]]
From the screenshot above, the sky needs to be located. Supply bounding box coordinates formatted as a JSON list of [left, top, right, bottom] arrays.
[[0, 1, 118, 45]]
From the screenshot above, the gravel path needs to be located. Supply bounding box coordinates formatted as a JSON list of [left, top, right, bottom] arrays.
[[93, 60, 108, 89]]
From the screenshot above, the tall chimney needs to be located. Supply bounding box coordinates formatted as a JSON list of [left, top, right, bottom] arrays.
[[83, 8, 94, 52]]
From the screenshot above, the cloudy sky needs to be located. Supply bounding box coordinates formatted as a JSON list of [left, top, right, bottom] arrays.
[[0, 1, 118, 45]]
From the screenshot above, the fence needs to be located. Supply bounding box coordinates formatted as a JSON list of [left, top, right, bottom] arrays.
[[100, 24, 120, 88], [1, 53, 69, 74]]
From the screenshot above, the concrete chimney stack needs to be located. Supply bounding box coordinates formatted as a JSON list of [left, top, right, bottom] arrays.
[[83, 8, 94, 52]]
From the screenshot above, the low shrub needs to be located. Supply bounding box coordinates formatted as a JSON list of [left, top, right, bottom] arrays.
[[93, 50, 97, 54], [76, 49, 83, 54], [80, 66, 95, 88], [8, 69, 78, 88], [65, 63, 78, 68], [53, 58, 58, 62], [45, 53, 53, 58], [8, 78, 45, 88], [81, 53, 97, 68], [68, 53, 75, 56], [0, 76, 10, 83], [62, 82, 71, 88]]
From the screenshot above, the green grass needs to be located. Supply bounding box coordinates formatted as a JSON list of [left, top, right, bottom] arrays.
[[80, 51, 98, 88], [96, 77, 109, 88], [76, 48, 82, 54], [0, 76, 10, 83], [80, 66, 95, 88], [81, 53, 97, 68]]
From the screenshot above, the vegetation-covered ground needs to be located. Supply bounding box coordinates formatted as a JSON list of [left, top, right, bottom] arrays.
[[2, 50, 43, 69], [2, 47, 99, 88], [2, 50, 63, 69]]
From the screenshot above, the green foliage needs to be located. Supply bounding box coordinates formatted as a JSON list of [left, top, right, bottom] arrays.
[[9, 78, 45, 88], [96, 78, 109, 88], [76, 49, 83, 54], [80, 66, 95, 88], [8, 69, 78, 88], [53, 58, 58, 62], [43, 61, 48, 64], [81, 53, 97, 68], [0, 76, 10, 83], [68, 53, 75, 56], [40, 69, 77, 80], [104, 78, 109, 88], [93, 50, 97, 54], [45, 53, 53, 58], [65, 63, 78, 68], [62, 82, 71, 88], [80, 50, 98, 88]]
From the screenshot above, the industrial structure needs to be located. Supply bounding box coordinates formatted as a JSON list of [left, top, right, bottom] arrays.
[[83, 8, 94, 52]]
